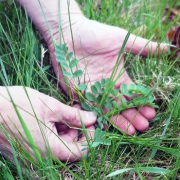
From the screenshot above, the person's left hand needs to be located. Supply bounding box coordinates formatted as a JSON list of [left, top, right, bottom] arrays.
[[0, 86, 96, 161]]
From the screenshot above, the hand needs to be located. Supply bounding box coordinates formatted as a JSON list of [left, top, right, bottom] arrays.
[[0, 86, 96, 161], [16, 0, 168, 134]]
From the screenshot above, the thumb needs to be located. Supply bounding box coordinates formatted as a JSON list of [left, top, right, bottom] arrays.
[[43, 95, 97, 127], [49, 125, 95, 161], [126, 33, 168, 56]]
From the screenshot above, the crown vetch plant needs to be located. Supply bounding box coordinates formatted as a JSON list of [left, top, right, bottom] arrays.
[[55, 43, 158, 129]]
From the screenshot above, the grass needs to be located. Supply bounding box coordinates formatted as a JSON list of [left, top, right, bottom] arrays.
[[0, 0, 180, 179]]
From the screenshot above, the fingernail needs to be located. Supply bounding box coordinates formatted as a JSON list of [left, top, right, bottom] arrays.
[[86, 112, 97, 122]]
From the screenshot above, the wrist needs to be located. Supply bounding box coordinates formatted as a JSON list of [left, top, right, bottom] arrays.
[[15, 0, 86, 43]]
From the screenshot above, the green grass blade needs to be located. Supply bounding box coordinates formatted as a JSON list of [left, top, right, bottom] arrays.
[[8, 135, 23, 180], [5, 87, 43, 164]]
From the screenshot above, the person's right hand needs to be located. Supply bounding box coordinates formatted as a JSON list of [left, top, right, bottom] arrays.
[[0, 86, 96, 161]]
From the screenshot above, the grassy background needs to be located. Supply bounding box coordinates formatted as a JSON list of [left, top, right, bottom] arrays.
[[0, 0, 180, 179]]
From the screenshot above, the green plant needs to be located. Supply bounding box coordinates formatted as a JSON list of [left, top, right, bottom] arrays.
[[55, 43, 158, 129]]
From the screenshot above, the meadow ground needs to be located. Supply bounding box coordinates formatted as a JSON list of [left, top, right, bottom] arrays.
[[0, 0, 180, 179]]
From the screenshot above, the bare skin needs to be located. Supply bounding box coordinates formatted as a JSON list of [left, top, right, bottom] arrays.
[[0, 0, 168, 161]]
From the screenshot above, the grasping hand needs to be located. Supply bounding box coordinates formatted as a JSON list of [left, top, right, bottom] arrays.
[[16, 0, 168, 134], [0, 86, 96, 161]]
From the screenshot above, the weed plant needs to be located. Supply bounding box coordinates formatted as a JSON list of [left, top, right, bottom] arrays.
[[0, 0, 180, 179]]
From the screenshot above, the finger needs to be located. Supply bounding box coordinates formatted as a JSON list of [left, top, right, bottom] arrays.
[[111, 114, 136, 135], [80, 125, 95, 141], [77, 20, 168, 57], [138, 105, 156, 120], [119, 83, 139, 101], [73, 104, 82, 110], [60, 128, 79, 143], [49, 126, 95, 162], [121, 108, 149, 132], [108, 95, 149, 132], [42, 95, 97, 127], [103, 95, 127, 114], [126, 33, 168, 56], [118, 84, 156, 120]]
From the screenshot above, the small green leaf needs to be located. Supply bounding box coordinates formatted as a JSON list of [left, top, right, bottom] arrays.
[[81, 102, 91, 111], [63, 71, 73, 77], [142, 87, 151, 95], [55, 53, 66, 62], [81, 147, 88, 151], [67, 52, 73, 60], [152, 104, 159, 108], [94, 81, 101, 90], [85, 92, 94, 101], [97, 121, 104, 129], [61, 62, 69, 69], [97, 117, 103, 123], [101, 78, 106, 86], [70, 59, 78, 68], [100, 88, 105, 94], [91, 85, 98, 94], [73, 70, 83, 77], [124, 92, 134, 97], [128, 84, 136, 92], [101, 139, 111, 146], [94, 95, 102, 104], [91, 141, 100, 147], [92, 107, 101, 115], [112, 101, 118, 108], [121, 84, 133, 96], [120, 84, 127, 94], [132, 96, 144, 106], [77, 84, 87, 91], [127, 84, 152, 96], [55, 45, 63, 52], [109, 89, 118, 96], [135, 84, 144, 94], [61, 43, 68, 53], [94, 128, 106, 140], [121, 99, 127, 107], [104, 101, 112, 109], [148, 96, 155, 103]]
